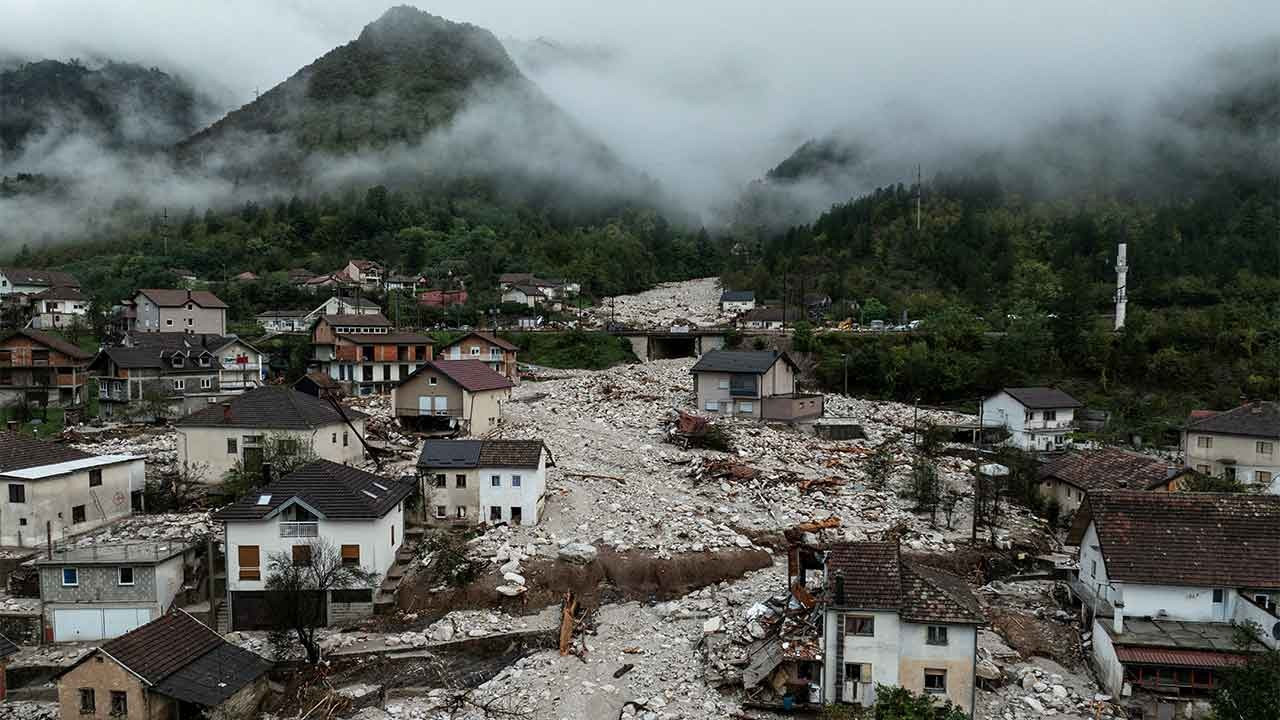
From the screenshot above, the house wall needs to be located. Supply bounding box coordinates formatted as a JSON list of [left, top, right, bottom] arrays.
[[175, 421, 366, 482], [421, 468, 480, 524], [721, 300, 755, 313], [500, 289, 536, 307], [134, 294, 225, 335], [981, 392, 1076, 451], [1038, 477, 1087, 513], [1121, 583, 1236, 622], [1182, 430, 1280, 489], [442, 340, 518, 382], [58, 653, 171, 720], [1090, 617, 1125, 696], [1075, 523, 1114, 609], [760, 394, 824, 422], [2, 459, 140, 547], [392, 372, 464, 416], [897, 622, 976, 714], [477, 456, 546, 525], [226, 512, 402, 596], [464, 389, 506, 434], [824, 609, 900, 706], [40, 560, 167, 604], [695, 372, 761, 418]]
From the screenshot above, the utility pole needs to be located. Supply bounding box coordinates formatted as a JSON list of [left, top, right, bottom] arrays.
[[161, 208, 169, 257], [916, 164, 922, 231], [842, 353, 849, 397]]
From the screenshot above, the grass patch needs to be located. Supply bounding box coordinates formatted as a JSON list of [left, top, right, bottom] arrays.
[[0, 406, 65, 437], [506, 330, 636, 370]]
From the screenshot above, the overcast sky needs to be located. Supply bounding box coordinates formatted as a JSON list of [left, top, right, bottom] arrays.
[[5, 1, 1278, 214]]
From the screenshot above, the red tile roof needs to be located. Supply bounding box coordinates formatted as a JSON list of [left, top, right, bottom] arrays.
[[441, 331, 517, 352], [1067, 490, 1280, 587], [824, 542, 982, 623], [1038, 448, 1187, 492], [1114, 646, 1248, 668], [137, 289, 228, 309], [406, 360, 514, 393]]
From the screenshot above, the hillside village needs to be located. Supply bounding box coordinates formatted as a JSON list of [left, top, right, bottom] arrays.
[[0, 265, 1268, 720]]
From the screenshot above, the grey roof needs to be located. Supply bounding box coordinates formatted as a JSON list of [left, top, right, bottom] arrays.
[[418, 440, 548, 469], [212, 460, 414, 521], [1185, 401, 1280, 439], [690, 350, 794, 375], [125, 332, 255, 355], [174, 386, 366, 429], [0, 267, 79, 287], [1002, 387, 1082, 409], [0, 432, 93, 473], [152, 641, 272, 706], [720, 290, 755, 302], [255, 309, 309, 318], [36, 541, 195, 567]]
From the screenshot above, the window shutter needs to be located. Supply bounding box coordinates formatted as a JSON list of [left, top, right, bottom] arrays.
[[292, 545, 312, 566], [860, 663, 872, 683], [341, 544, 360, 565], [238, 546, 260, 580]]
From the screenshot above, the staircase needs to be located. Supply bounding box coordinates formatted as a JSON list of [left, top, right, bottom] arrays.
[[374, 537, 421, 614], [216, 602, 230, 633]]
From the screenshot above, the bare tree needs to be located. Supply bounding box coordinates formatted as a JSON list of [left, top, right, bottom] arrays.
[[145, 461, 210, 512], [264, 538, 377, 664]]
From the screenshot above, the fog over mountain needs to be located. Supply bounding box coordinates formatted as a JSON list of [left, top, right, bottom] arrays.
[[1, 0, 1277, 239]]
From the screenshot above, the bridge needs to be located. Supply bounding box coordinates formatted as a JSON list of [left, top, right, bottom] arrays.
[[609, 327, 731, 362]]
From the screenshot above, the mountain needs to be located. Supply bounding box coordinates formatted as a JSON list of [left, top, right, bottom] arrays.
[[766, 137, 864, 183], [177, 5, 636, 200], [0, 59, 210, 162]]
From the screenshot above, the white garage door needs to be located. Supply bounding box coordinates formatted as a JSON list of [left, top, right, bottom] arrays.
[[54, 607, 152, 642]]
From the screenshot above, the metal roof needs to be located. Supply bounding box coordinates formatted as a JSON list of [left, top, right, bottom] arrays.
[[690, 350, 793, 375]]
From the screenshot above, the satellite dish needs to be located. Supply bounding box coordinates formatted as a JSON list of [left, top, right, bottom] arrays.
[[1271, 622, 1280, 641]]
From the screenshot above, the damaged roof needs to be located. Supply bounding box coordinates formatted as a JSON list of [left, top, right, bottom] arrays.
[[174, 386, 365, 429], [212, 460, 413, 521], [1067, 490, 1280, 588], [418, 439, 549, 469], [1038, 448, 1190, 492], [690, 350, 796, 375], [1000, 387, 1082, 409], [824, 542, 983, 624], [1185, 401, 1280, 439]]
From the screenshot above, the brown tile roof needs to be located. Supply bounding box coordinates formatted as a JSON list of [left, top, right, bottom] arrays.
[[137, 289, 228, 309], [405, 360, 514, 393], [174, 386, 366, 429], [1113, 646, 1248, 668], [1002, 387, 1082, 409], [212, 460, 413, 521], [336, 333, 434, 345], [33, 285, 86, 301], [297, 371, 340, 389], [479, 440, 546, 467], [417, 439, 548, 469], [0, 328, 93, 359], [1067, 490, 1280, 587], [1038, 448, 1187, 492], [825, 542, 982, 624], [1185, 401, 1280, 439], [0, 432, 93, 474], [442, 331, 518, 352]]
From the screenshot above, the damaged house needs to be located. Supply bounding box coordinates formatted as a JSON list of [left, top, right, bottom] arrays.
[[416, 439, 552, 526], [1037, 448, 1194, 513], [392, 360, 514, 435], [1067, 490, 1280, 716], [690, 350, 823, 422], [820, 542, 983, 713]]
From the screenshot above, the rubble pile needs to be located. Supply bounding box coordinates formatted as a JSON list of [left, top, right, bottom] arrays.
[[979, 663, 1119, 720], [70, 430, 178, 477], [0, 701, 57, 720], [66, 512, 216, 547], [587, 277, 728, 329]]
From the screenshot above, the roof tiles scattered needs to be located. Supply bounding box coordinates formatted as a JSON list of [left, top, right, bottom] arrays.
[[825, 542, 983, 624]]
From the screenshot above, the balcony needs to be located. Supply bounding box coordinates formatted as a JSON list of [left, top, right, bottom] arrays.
[[401, 407, 462, 418], [280, 521, 319, 538], [1025, 420, 1074, 432]]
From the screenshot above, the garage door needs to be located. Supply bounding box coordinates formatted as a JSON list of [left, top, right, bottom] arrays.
[[53, 607, 152, 642]]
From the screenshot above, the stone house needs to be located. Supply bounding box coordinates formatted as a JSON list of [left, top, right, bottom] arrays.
[[1182, 400, 1280, 492], [37, 541, 198, 642], [1067, 491, 1280, 717], [392, 360, 513, 434], [55, 609, 270, 720], [437, 332, 519, 384], [214, 460, 413, 629], [690, 350, 823, 422], [0, 328, 93, 409], [130, 289, 227, 335], [1036, 448, 1193, 513], [981, 387, 1082, 452], [417, 439, 552, 526], [174, 386, 367, 482], [820, 542, 983, 712], [0, 432, 144, 547]]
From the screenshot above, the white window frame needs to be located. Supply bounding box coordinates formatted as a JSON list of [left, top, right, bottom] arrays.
[[165, 318, 174, 326], [62, 567, 79, 586], [1257, 441, 1274, 456], [470, 346, 481, 356], [1198, 436, 1213, 449], [491, 474, 501, 487], [117, 567, 135, 586], [738, 402, 754, 414], [429, 377, 438, 386], [512, 474, 522, 487], [200, 378, 212, 389], [455, 506, 467, 519], [173, 379, 185, 391], [434, 505, 446, 519], [704, 400, 718, 411]]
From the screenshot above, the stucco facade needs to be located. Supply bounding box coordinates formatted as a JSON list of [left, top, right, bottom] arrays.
[[133, 293, 225, 335], [1, 456, 143, 547], [1183, 430, 1280, 492], [175, 421, 366, 482], [420, 456, 548, 527], [392, 370, 507, 435], [981, 391, 1077, 451], [694, 361, 796, 419]]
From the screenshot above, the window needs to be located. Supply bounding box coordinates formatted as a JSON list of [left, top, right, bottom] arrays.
[[434, 505, 447, 519], [72, 505, 86, 524], [429, 376, 438, 386], [434, 473, 446, 488], [511, 506, 523, 524], [343, 431, 349, 447], [1197, 436, 1213, 448], [238, 545, 260, 580], [9, 484, 25, 503], [718, 379, 729, 390], [1258, 471, 1274, 485], [89, 469, 102, 487], [470, 346, 481, 356], [491, 474, 501, 487], [924, 669, 947, 694], [845, 615, 874, 636], [456, 506, 467, 519], [165, 318, 174, 326], [1224, 466, 1237, 481], [738, 402, 754, 414], [117, 567, 134, 586], [173, 379, 185, 391], [79, 688, 95, 714], [62, 568, 79, 586], [382, 365, 391, 381], [200, 378, 212, 389], [490, 506, 502, 522], [1212, 589, 1225, 604], [1025, 410, 1035, 422], [331, 433, 337, 444], [292, 545, 312, 567], [1258, 441, 1274, 456], [704, 400, 718, 411], [512, 474, 522, 487], [927, 626, 949, 645], [456, 474, 467, 489], [729, 374, 757, 396], [198, 356, 210, 367], [341, 545, 360, 566], [1090, 560, 1097, 577], [845, 663, 871, 684], [185, 318, 193, 327], [1044, 410, 1057, 421], [227, 438, 237, 454], [186, 303, 193, 311]]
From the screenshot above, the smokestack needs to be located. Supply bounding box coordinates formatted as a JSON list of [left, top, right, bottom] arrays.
[[221, 402, 232, 422], [1113, 602, 1124, 634], [1113, 243, 1128, 331], [834, 573, 845, 605]]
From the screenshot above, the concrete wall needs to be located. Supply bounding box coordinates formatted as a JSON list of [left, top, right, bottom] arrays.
[[175, 421, 365, 482], [1075, 523, 1114, 610], [823, 610, 900, 705], [134, 294, 225, 336], [58, 653, 170, 720], [897, 623, 976, 713], [393, 370, 464, 416], [464, 389, 505, 434], [40, 562, 165, 604], [695, 372, 761, 418], [1090, 617, 1125, 696], [477, 457, 547, 525], [421, 468, 480, 524], [1121, 583, 1235, 622], [1, 459, 140, 547], [1183, 430, 1280, 489], [1038, 477, 1087, 513]]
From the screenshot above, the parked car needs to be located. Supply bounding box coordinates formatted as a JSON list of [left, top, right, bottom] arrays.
[[869, 320, 886, 331]]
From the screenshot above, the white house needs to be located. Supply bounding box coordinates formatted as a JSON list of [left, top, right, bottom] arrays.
[[304, 296, 383, 323], [1067, 491, 1280, 714], [820, 542, 983, 712], [214, 460, 413, 630], [0, 432, 145, 547], [1182, 401, 1280, 492], [29, 286, 89, 330], [174, 386, 367, 482], [501, 284, 544, 308], [981, 387, 1082, 452], [132, 289, 228, 335], [255, 309, 310, 333], [739, 307, 803, 330], [719, 290, 756, 314], [0, 268, 80, 297], [416, 439, 552, 526], [36, 541, 198, 642]]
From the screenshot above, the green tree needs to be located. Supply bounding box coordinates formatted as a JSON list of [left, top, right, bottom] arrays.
[[1211, 623, 1280, 720]]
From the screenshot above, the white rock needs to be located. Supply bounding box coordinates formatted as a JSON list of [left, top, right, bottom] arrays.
[[1023, 696, 1045, 714], [558, 542, 598, 564], [496, 584, 527, 597], [703, 617, 723, 634], [503, 572, 526, 586]]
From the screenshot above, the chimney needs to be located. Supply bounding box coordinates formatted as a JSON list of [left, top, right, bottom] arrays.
[[834, 573, 845, 606], [221, 402, 232, 422], [261, 462, 273, 486], [1113, 602, 1124, 635]]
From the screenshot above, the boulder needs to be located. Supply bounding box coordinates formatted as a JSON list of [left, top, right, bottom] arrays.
[[703, 617, 724, 634], [496, 584, 527, 597], [558, 542, 599, 565], [503, 572, 526, 586], [430, 622, 455, 642], [976, 659, 1003, 682]]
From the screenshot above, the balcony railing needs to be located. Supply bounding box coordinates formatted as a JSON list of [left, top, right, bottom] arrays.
[[402, 408, 462, 417], [280, 521, 319, 538]]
